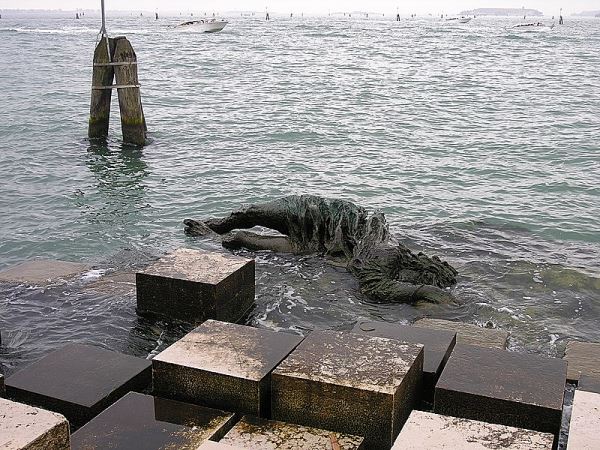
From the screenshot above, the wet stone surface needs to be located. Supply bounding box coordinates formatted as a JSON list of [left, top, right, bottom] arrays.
[[393, 410, 554, 449], [0, 397, 70, 450], [0, 373, 4, 397], [0, 259, 89, 286], [5, 343, 151, 427], [83, 272, 137, 296], [271, 330, 423, 450], [153, 320, 304, 417], [71, 392, 236, 450], [136, 248, 255, 324], [577, 375, 600, 394], [435, 344, 566, 435], [352, 320, 455, 402], [414, 318, 509, 349], [563, 340, 600, 382], [220, 415, 365, 449], [566, 389, 600, 450]]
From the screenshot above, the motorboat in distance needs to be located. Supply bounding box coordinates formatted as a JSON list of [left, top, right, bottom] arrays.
[[176, 18, 228, 32], [511, 22, 555, 31], [446, 16, 472, 24]]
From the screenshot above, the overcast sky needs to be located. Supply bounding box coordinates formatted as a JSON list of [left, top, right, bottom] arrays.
[[2, 1, 598, 15]]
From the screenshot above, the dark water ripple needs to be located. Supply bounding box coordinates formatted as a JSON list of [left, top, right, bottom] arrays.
[[0, 14, 599, 373]]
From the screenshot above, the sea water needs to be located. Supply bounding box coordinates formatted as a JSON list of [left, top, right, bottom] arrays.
[[0, 12, 599, 373]]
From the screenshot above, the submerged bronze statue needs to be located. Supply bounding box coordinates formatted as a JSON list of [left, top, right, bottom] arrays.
[[184, 195, 458, 304]]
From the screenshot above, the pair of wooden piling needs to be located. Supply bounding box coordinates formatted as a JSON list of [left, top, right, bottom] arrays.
[[89, 36, 146, 146]]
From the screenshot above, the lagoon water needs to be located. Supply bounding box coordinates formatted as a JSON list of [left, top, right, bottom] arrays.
[[0, 12, 599, 374]]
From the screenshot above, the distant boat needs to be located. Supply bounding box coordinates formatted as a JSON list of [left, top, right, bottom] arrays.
[[511, 22, 555, 31], [176, 18, 228, 33], [446, 16, 472, 24]]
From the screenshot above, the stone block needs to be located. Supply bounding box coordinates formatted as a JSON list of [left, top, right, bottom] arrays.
[[6, 343, 151, 427], [353, 320, 455, 402], [220, 415, 365, 449], [0, 259, 88, 285], [84, 271, 136, 296], [137, 248, 255, 323], [153, 320, 303, 417], [564, 340, 600, 382], [566, 389, 600, 450], [1, 373, 4, 397], [434, 344, 566, 435], [414, 318, 509, 349], [577, 375, 600, 394], [71, 392, 235, 450], [392, 410, 554, 449], [271, 330, 423, 450], [0, 397, 70, 450]]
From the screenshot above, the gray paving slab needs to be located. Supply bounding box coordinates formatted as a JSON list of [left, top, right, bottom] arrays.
[[0, 259, 89, 285], [566, 389, 600, 450], [564, 340, 600, 382], [0, 397, 70, 450], [220, 415, 365, 449], [153, 320, 304, 417], [137, 248, 255, 323], [353, 320, 455, 402], [6, 343, 151, 427], [414, 318, 509, 349], [71, 392, 235, 450], [434, 344, 566, 435], [392, 410, 554, 449], [271, 330, 423, 450]]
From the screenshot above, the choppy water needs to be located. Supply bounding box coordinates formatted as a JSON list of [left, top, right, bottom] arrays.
[[1, 12, 599, 375]]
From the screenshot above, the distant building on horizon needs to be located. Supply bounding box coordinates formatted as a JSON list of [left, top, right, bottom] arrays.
[[460, 8, 543, 17]]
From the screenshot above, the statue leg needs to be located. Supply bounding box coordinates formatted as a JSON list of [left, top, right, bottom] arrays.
[[221, 230, 294, 253], [203, 201, 290, 235]]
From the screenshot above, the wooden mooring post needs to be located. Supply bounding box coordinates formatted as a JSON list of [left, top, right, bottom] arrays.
[[88, 0, 146, 146]]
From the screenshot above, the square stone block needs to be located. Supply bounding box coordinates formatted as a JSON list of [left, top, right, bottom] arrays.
[[353, 321, 455, 402], [71, 392, 235, 450], [6, 343, 151, 427], [153, 320, 304, 417], [414, 318, 509, 349], [566, 389, 600, 450], [577, 375, 600, 394], [84, 271, 137, 296], [564, 340, 600, 382], [271, 330, 423, 450], [197, 443, 245, 450], [137, 248, 255, 323], [220, 415, 365, 449], [0, 397, 70, 450], [0, 259, 89, 285], [434, 344, 566, 435], [392, 410, 554, 449]]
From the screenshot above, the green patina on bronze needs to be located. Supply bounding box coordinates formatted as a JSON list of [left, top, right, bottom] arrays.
[[184, 195, 458, 304]]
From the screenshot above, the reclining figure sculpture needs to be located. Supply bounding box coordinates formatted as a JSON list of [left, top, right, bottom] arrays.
[[184, 195, 458, 304]]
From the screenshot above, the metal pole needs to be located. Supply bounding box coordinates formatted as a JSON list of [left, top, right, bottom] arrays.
[[100, 0, 107, 36]]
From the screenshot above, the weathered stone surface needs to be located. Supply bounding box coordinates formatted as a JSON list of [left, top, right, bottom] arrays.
[[71, 392, 235, 450], [414, 318, 509, 349], [435, 344, 566, 435], [197, 442, 246, 450], [353, 320, 455, 402], [0, 259, 89, 285], [392, 410, 554, 449], [220, 415, 365, 449], [577, 375, 600, 394], [271, 330, 423, 450], [0, 397, 70, 450], [153, 320, 303, 417], [6, 343, 151, 427], [566, 389, 600, 450], [137, 248, 255, 323], [564, 340, 600, 382], [84, 271, 136, 295]]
